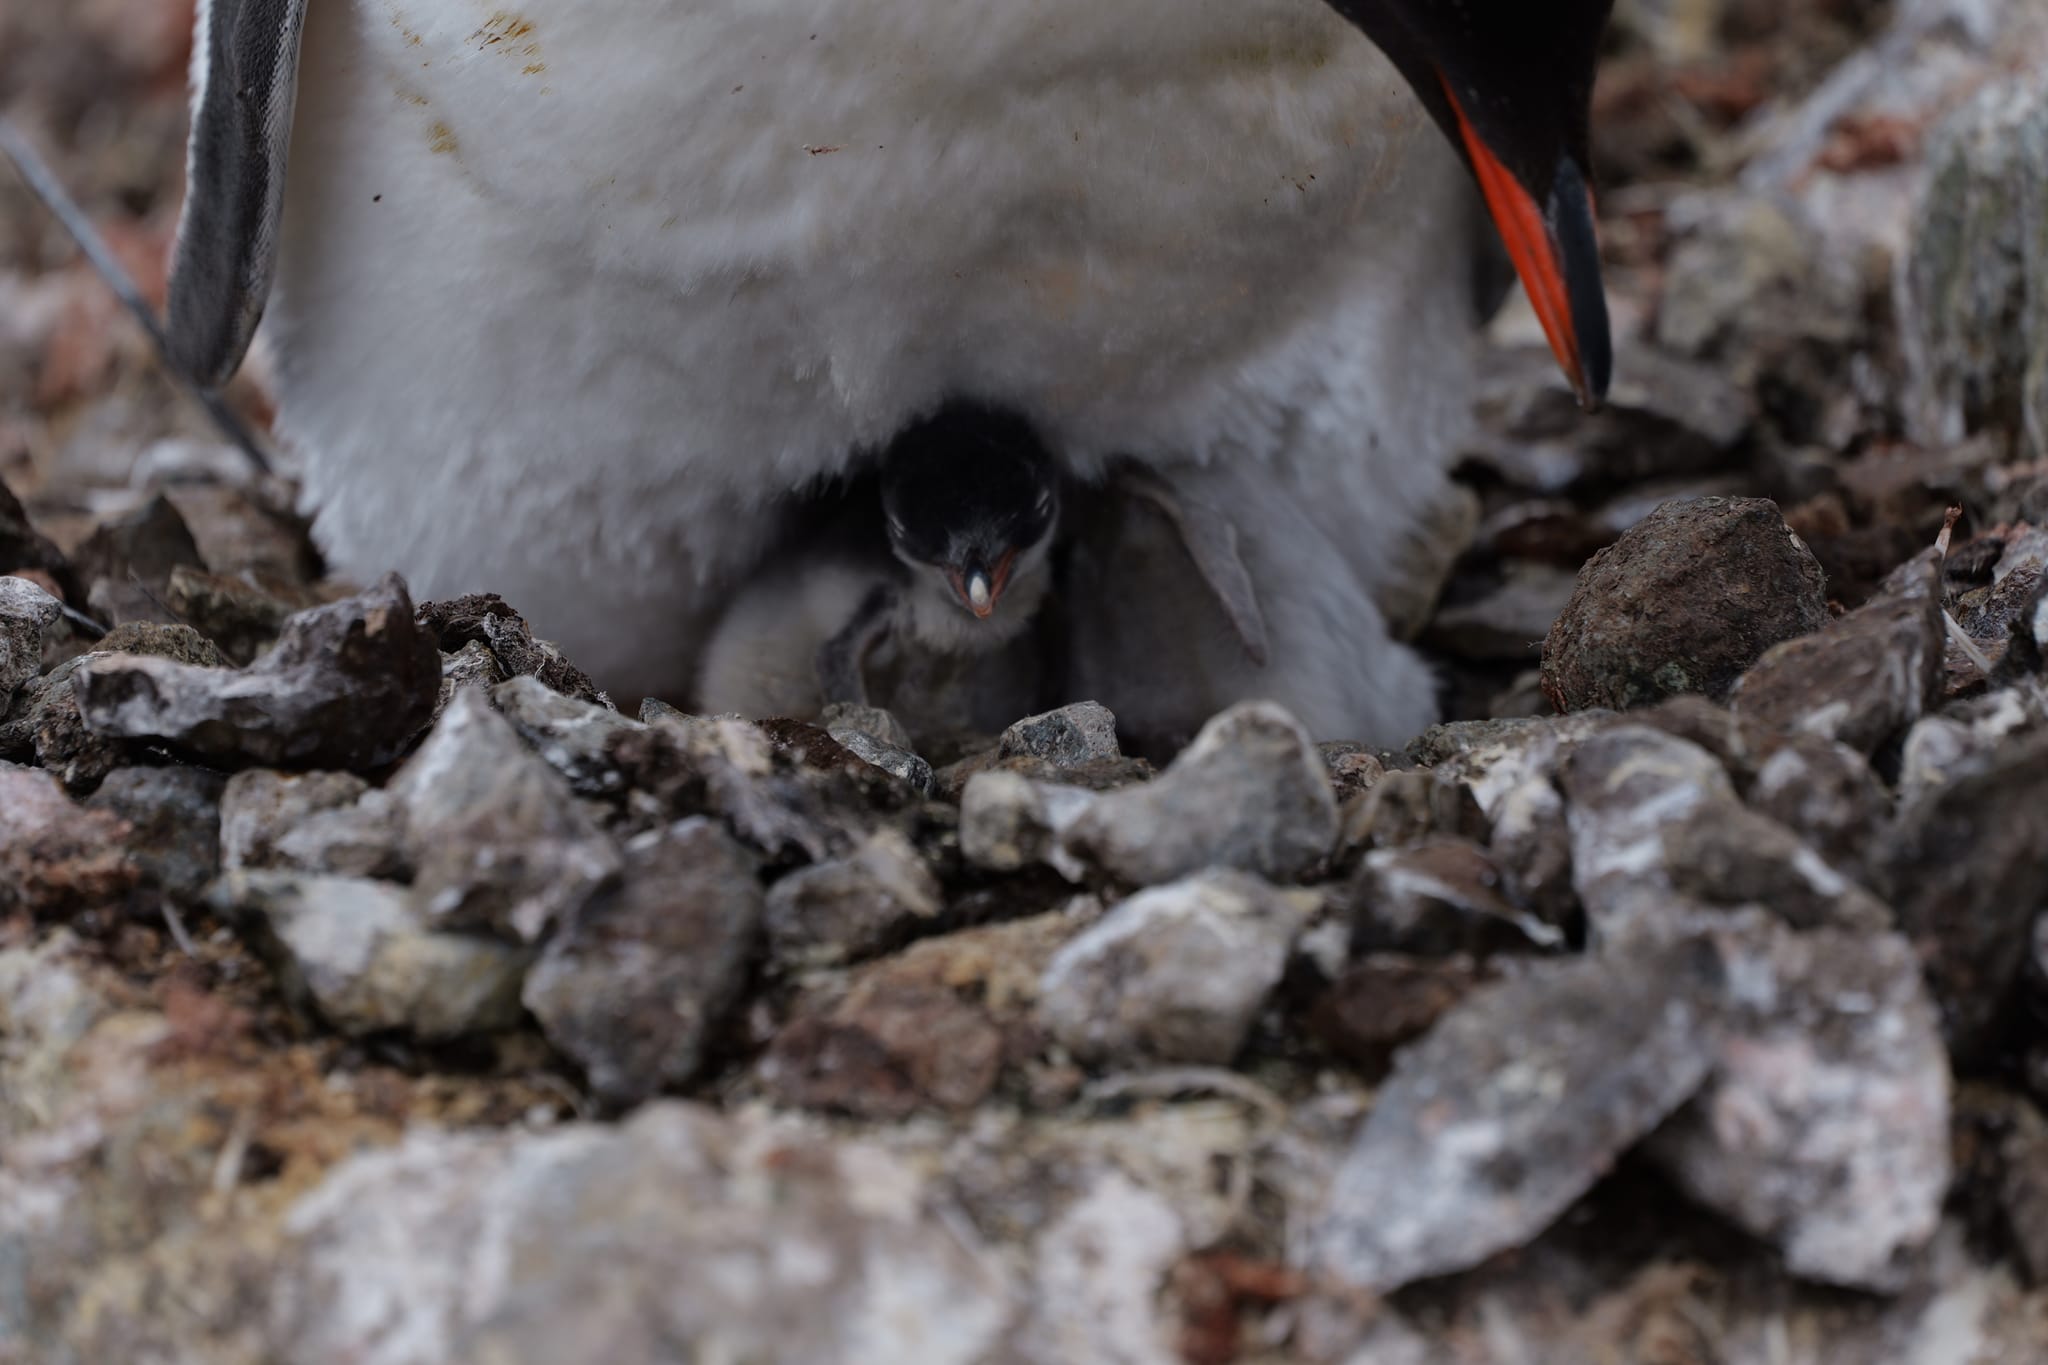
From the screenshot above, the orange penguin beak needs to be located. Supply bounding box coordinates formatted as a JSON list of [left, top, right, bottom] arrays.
[[1441, 75, 1612, 411]]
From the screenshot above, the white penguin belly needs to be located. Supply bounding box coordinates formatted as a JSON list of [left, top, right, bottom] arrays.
[[273, 0, 1477, 723]]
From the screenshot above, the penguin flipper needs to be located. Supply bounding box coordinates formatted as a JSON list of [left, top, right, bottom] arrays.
[[1111, 468, 1271, 668], [166, 0, 311, 387], [816, 582, 900, 706]]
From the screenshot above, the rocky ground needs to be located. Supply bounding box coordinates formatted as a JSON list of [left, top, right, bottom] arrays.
[[5, 0, 2048, 1360]]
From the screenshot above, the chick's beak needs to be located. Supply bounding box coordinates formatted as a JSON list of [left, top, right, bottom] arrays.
[[950, 549, 1017, 620]]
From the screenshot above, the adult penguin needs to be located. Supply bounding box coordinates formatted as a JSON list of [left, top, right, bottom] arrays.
[[168, 0, 1612, 742]]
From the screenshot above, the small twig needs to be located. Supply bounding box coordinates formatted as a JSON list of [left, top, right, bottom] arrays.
[[161, 897, 199, 958], [1944, 610, 1996, 681], [1934, 505, 1963, 563], [1081, 1066, 1290, 1132], [56, 602, 109, 639], [0, 116, 275, 477], [209, 1107, 257, 1195]]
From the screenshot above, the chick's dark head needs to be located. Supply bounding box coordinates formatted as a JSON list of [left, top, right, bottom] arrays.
[[879, 402, 1060, 619]]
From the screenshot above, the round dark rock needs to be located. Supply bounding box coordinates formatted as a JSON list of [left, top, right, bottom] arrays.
[[1541, 497, 1829, 714]]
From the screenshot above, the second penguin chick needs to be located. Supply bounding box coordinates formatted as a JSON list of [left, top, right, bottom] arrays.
[[695, 402, 1061, 724]]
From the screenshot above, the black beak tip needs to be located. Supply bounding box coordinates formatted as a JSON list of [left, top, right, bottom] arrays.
[[1549, 157, 1613, 413]]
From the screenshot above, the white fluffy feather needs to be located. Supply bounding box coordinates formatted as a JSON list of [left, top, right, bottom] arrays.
[[266, 0, 1479, 741]]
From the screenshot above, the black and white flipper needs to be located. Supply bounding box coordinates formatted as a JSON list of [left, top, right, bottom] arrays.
[[816, 582, 901, 706], [1110, 466, 1272, 668], [166, 0, 311, 388]]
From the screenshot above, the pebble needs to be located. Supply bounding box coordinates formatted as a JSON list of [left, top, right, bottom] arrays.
[[1732, 551, 1945, 755], [219, 769, 403, 878], [492, 673, 643, 795], [388, 687, 620, 941], [1038, 870, 1315, 1066], [72, 574, 442, 769], [997, 701, 1123, 767], [1563, 725, 1889, 941], [1650, 920, 1950, 1292], [524, 819, 763, 1105], [763, 827, 942, 968], [0, 575, 62, 698], [1059, 701, 1339, 886], [211, 870, 530, 1040], [83, 765, 224, 904], [1884, 729, 2048, 1059], [277, 1104, 1012, 1364], [1315, 933, 1729, 1292], [1542, 497, 1830, 714], [761, 910, 1080, 1118], [1350, 840, 1567, 959], [0, 762, 139, 916], [828, 724, 936, 797]]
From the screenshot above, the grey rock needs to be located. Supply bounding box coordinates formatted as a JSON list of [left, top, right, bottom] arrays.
[[1038, 870, 1314, 1066], [1563, 725, 1889, 941], [829, 724, 935, 797], [615, 712, 892, 865], [761, 910, 1080, 1118], [1542, 498, 1830, 714], [210, 870, 530, 1040], [0, 479, 82, 604], [389, 688, 619, 941], [416, 597, 612, 709], [958, 770, 1099, 879], [998, 701, 1122, 767], [3, 642, 195, 794], [72, 573, 441, 770], [1733, 551, 1945, 755], [493, 673, 643, 795], [433, 639, 505, 721], [1314, 934, 1728, 1292], [1422, 563, 1579, 664], [92, 620, 231, 668], [1350, 840, 1566, 959], [1319, 743, 1387, 801], [1060, 702, 1339, 886], [819, 701, 915, 752], [1397, 717, 1555, 771], [524, 819, 762, 1105], [1650, 921, 1950, 1292], [1309, 953, 1490, 1079], [83, 765, 224, 904], [1463, 344, 1755, 495], [219, 769, 405, 879], [1743, 731, 1892, 874], [1899, 682, 2048, 806], [1885, 730, 2048, 1058], [276, 1104, 1012, 1364], [638, 696, 690, 724], [1341, 766, 1480, 863], [764, 827, 942, 968], [71, 493, 202, 590], [1656, 195, 1865, 381], [0, 575, 62, 698], [161, 564, 299, 665], [1740, 0, 2048, 265], [0, 762, 139, 916], [1902, 75, 2048, 461], [1620, 698, 1890, 874], [1419, 712, 1621, 922]]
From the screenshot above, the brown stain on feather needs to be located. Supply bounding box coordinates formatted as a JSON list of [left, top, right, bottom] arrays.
[[473, 11, 545, 71]]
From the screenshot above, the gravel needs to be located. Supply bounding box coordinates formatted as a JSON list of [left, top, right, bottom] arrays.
[[7, 6, 2048, 1358]]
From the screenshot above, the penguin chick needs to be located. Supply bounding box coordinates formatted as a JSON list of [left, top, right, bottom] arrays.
[[696, 402, 1061, 722]]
